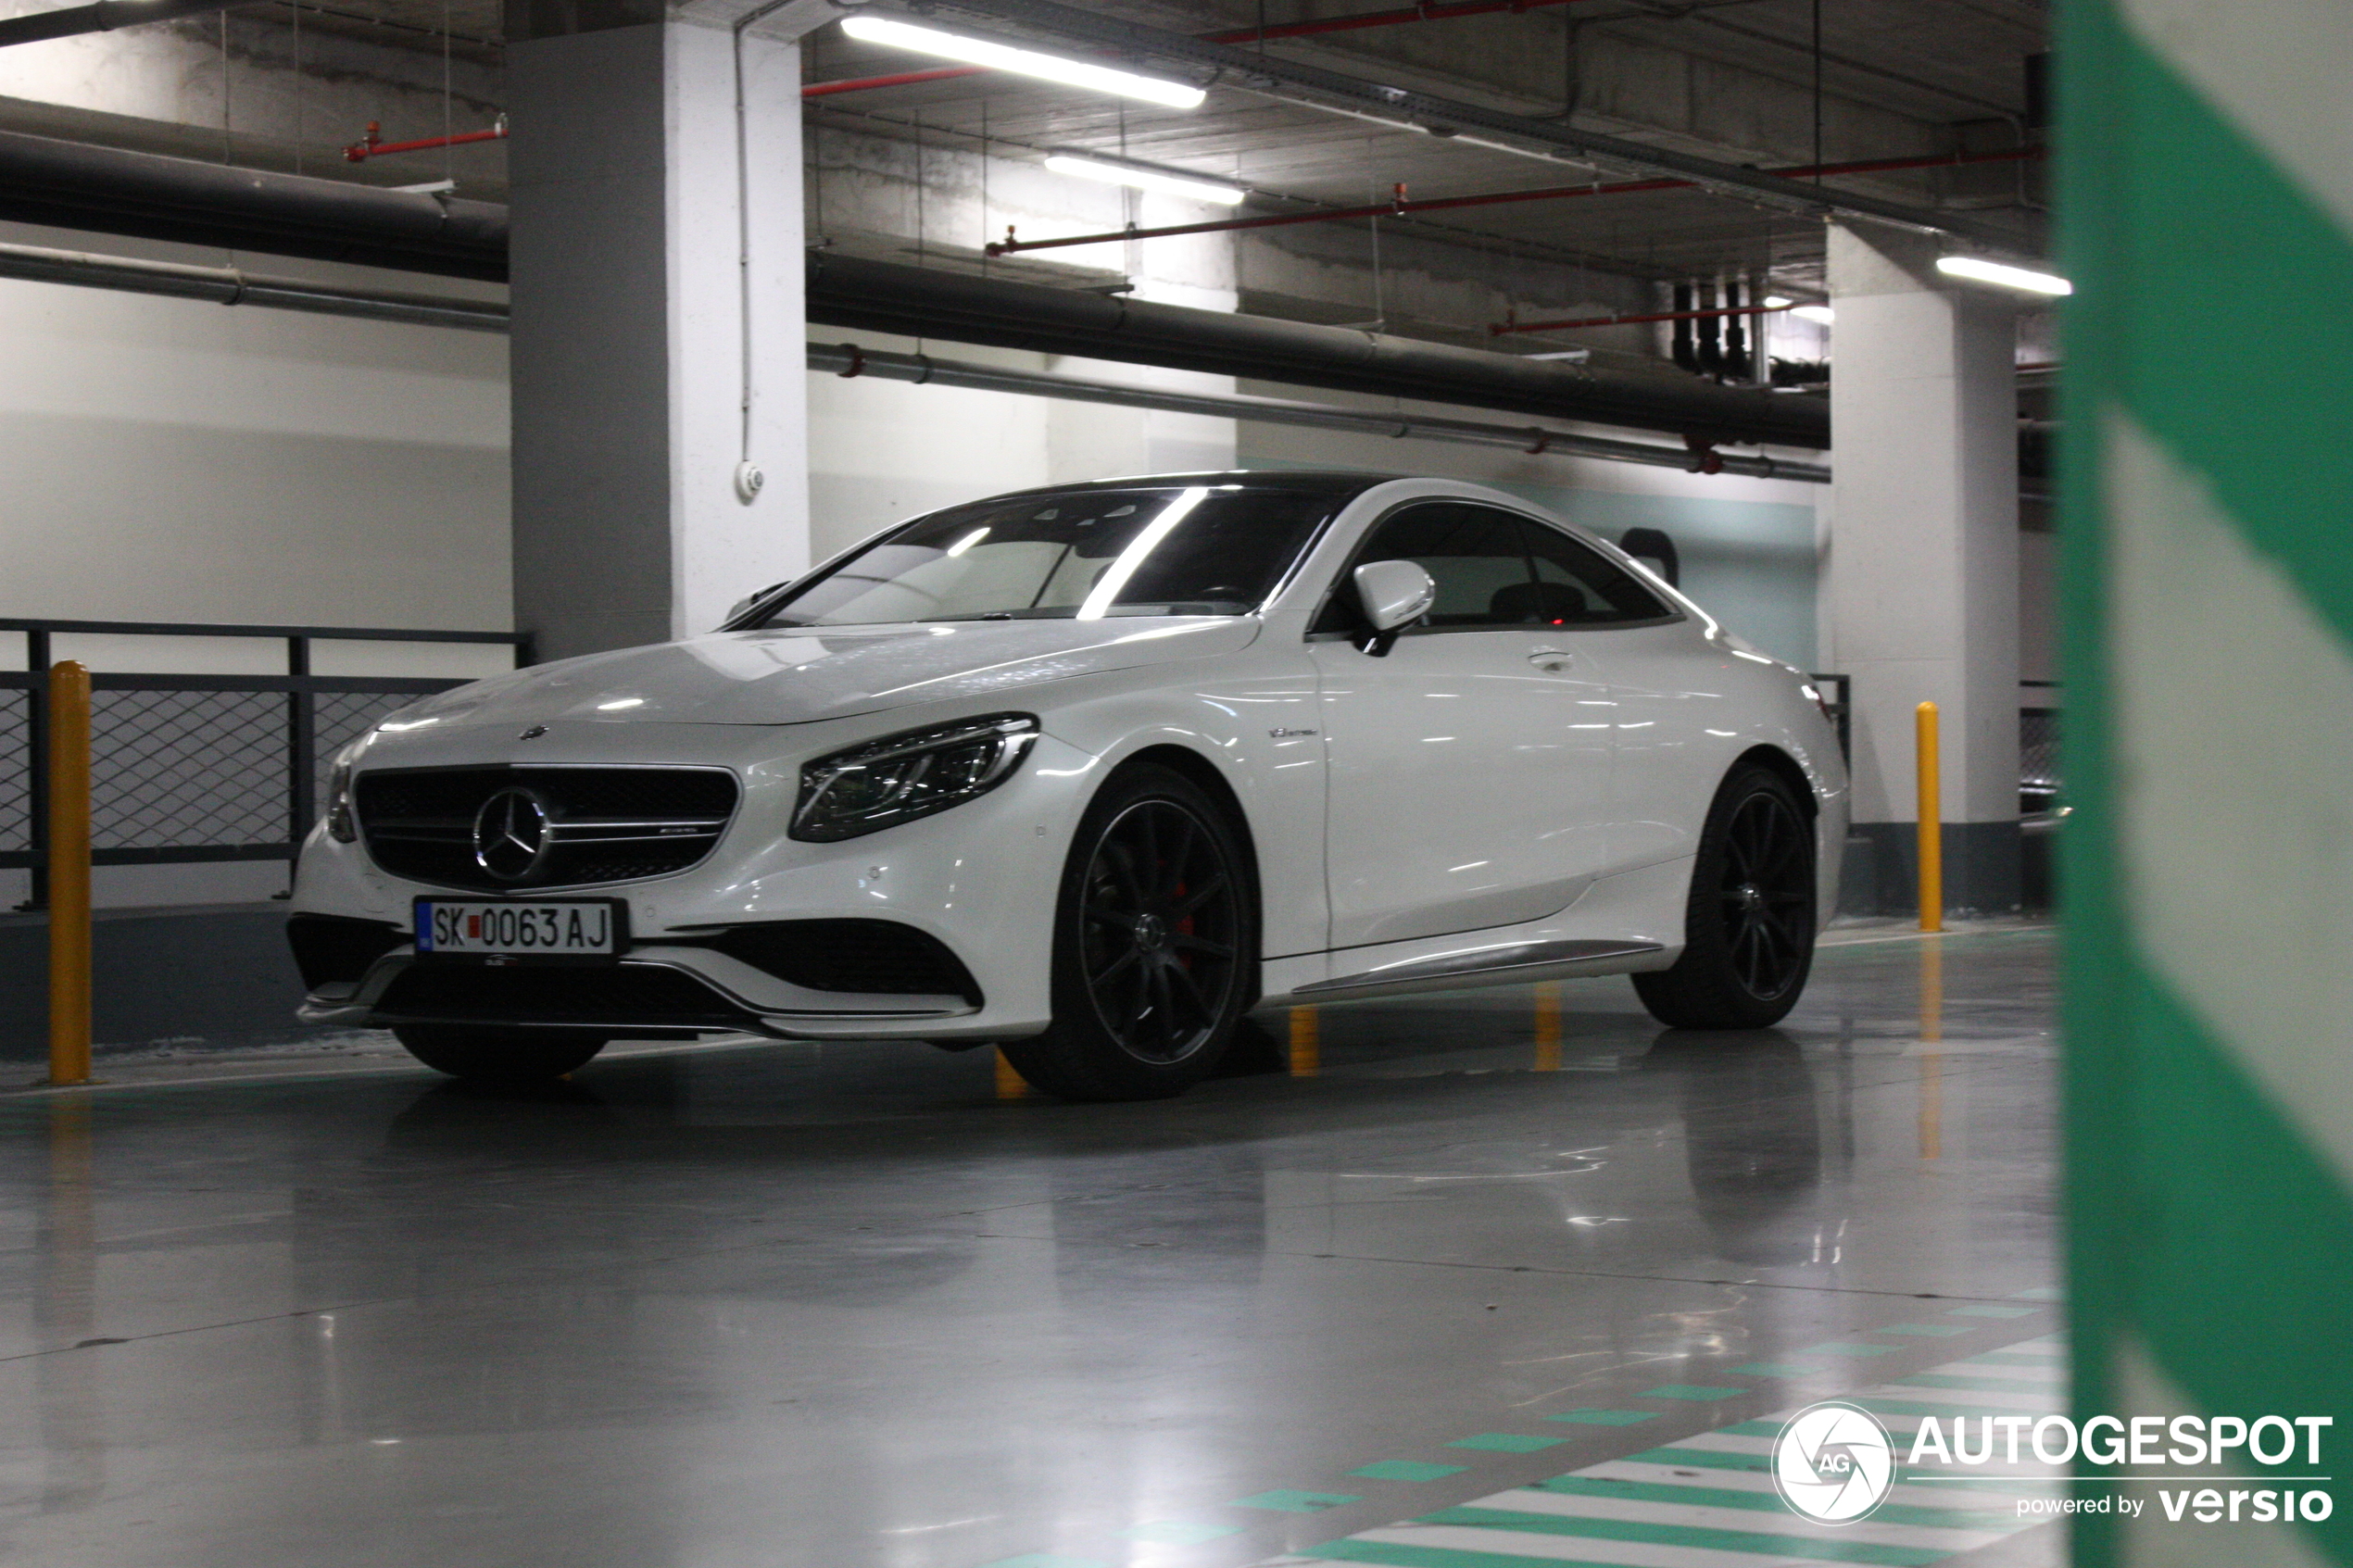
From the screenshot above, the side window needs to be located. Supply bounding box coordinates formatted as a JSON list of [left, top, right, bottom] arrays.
[[1322, 502, 1534, 633], [1516, 521, 1676, 626]]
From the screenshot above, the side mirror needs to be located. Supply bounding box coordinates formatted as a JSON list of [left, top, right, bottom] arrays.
[[1617, 526, 1680, 588], [1352, 559, 1435, 655]]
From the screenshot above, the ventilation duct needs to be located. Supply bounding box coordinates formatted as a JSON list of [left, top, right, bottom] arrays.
[[804, 253, 1829, 450], [0, 129, 508, 281]]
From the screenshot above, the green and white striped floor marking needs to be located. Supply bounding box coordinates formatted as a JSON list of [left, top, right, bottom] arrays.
[[1257, 1336, 2069, 1568]]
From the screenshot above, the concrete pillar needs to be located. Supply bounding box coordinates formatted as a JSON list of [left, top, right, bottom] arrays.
[[507, 2, 824, 662], [1822, 224, 2020, 914]]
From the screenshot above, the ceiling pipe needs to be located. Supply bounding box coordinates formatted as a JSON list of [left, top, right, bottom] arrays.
[[937, 0, 2032, 254], [811, 341, 1825, 482], [805, 251, 1828, 449], [0, 0, 237, 48], [805, 0, 1603, 98], [0, 128, 508, 280], [988, 146, 2043, 257], [0, 238, 507, 330]]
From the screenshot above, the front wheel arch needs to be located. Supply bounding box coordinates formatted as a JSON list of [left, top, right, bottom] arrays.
[[1000, 759, 1262, 1100]]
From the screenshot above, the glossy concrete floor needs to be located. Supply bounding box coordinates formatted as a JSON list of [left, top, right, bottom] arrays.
[[0, 925, 2065, 1568]]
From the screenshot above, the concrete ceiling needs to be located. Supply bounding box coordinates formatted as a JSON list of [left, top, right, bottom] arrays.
[[0, 0, 2046, 357], [798, 0, 2046, 305]]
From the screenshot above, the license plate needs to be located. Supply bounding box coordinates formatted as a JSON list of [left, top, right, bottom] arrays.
[[413, 898, 627, 960]]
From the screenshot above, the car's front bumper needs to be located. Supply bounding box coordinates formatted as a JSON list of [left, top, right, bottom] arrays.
[[290, 715, 1102, 1042]]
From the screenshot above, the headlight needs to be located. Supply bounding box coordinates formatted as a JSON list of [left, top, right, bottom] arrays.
[[324, 757, 359, 843], [792, 714, 1039, 842]]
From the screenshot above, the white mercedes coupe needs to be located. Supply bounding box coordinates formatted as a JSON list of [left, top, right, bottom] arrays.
[[289, 472, 1847, 1098]]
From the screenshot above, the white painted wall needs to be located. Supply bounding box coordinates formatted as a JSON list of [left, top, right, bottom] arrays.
[[0, 222, 512, 909], [0, 223, 512, 645]]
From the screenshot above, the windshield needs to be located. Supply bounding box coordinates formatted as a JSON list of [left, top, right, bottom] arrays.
[[746, 484, 1338, 628]]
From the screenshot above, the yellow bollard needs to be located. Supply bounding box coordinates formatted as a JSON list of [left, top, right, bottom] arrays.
[[1288, 1006, 1320, 1077], [1916, 700, 1943, 933], [45, 662, 93, 1087], [992, 1046, 1027, 1100]]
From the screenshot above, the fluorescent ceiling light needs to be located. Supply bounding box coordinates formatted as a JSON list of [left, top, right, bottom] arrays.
[[1936, 255, 2073, 296], [1043, 153, 1243, 205], [1763, 295, 1793, 308], [839, 14, 1206, 109], [1791, 304, 1835, 325]]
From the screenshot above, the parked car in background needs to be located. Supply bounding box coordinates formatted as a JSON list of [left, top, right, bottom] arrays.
[[288, 472, 1848, 1098]]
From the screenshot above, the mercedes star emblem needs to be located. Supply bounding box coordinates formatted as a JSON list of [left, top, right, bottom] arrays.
[[472, 787, 553, 882]]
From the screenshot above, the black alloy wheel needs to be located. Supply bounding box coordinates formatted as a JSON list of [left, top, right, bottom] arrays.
[[1002, 766, 1257, 1100], [1718, 786, 1815, 999], [1078, 797, 1244, 1063], [1633, 762, 1818, 1029]]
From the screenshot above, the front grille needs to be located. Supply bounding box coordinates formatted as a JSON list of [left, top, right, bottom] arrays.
[[286, 913, 408, 989], [355, 766, 738, 892], [375, 961, 749, 1029], [702, 919, 982, 1004]]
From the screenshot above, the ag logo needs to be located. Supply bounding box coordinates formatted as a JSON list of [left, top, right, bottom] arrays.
[[1771, 1400, 1895, 1524]]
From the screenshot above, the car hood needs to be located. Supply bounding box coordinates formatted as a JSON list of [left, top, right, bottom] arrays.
[[377, 618, 1263, 731]]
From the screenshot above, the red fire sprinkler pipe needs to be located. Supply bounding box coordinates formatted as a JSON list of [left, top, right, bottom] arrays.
[[802, 0, 1606, 99], [345, 115, 510, 163]]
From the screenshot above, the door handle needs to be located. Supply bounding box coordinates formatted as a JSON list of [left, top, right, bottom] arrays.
[[1528, 647, 1575, 673]]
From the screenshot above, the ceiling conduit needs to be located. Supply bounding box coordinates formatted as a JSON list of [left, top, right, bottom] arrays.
[[0, 238, 508, 330], [808, 341, 1826, 481]]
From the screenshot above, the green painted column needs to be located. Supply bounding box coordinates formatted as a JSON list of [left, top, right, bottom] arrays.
[[2061, 1, 2353, 1563]]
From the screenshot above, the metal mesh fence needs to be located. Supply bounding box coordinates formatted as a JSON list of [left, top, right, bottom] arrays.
[[2020, 708, 2062, 797], [1, 619, 516, 882], [0, 687, 27, 858], [91, 689, 289, 850]]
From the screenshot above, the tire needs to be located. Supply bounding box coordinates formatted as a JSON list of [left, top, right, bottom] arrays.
[[1000, 765, 1259, 1101], [393, 1024, 609, 1084], [1633, 762, 1818, 1029]]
